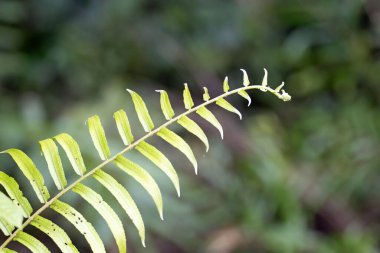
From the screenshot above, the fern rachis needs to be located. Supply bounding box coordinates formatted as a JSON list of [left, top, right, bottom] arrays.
[[0, 69, 291, 253]]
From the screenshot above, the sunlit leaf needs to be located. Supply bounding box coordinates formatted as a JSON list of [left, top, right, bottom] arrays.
[[114, 156, 163, 219], [177, 116, 209, 152], [196, 107, 224, 139], [203, 87, 210, 101], [157, 127, 198, 174], [73, 184, 126, 253], [93, 170, 146, 247], [50, 200, 105, 253], [127, 89, 155, 132], [39, 139, 66, 190], [262, 68, 268, 88], [0, 171, 32, 218], [87, 115, 111, 160], [238, 90, 251, 106], [0, 192, 23, 228], [216, 98, 242, 120], [0, 149, 50, 203], [0, 218, 14, 236], [156, 90, 175, 120], [14, 231, 50, 253], [223, 76, 230, 92], [183, 83, 194, 109], [136, 141, 180, 196], [30, 215, 79, 253], [114, 109, 134, 146], [54, 133, 86, 176], [240, 69, 250, 86]]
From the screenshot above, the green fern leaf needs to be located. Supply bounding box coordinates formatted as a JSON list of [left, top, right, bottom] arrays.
[[216, 98, 242, 120], [157, 127, 198, 174], [202, 87, 211, 101], [0, 218, 14, 237], [177, 116, 209, 152], [127, 89, 155, 132], [39, 139, 67, 190], [0, 172, 32, 218], [261, 68, 268, 90], [135, 141, 180, 196], [0, 149, 50, 203], [30, 215, 79, 253], [183, 83, 194, 109], [237, 90, 251, 106], [156, 90, 175, 120], [0, 192, 23, 228], [1, 248, 17, 253], [114, 109, 134, 146], [87, 115, 111, 160], [223, 76, 230, 92], [72, 184, 126, 253], [114, 155, 164, 220], [14, 231, 49, 253], [50, 200, 105, 253], [240, 69, 250, 86], [54, 133, 86, 175], [93, 170, 146, 247], [196, 107, 224, 139]]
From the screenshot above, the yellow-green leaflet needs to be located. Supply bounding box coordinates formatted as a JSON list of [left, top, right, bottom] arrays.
[[30, 215, 79, 253], [114, 156, 163, 220], [0, 218, 14, 236], [183, 83, 194, 109], [156, 90, 175, 120], [275, 82, 285, 92], [127, 89, 155, 132], [196, 107, 224, 139], [54, 133, 86, 176], [240, 69, 250, 86], [238, 90, 251, 106], [87, 115, 111, 161], [0, 192, 23, 228], [72, 184, 126, 253], [93, 170, 146, 247], [0, 171, 32, 218], [177, 116, 209, 152], [50, 200, 105, 253], [223, 76, 230, 92], [0, 149, 50, 203], [114, 109, 134, 145], [262, 68, 268, 87], [203, 87, 210, 101], [14, 231, 50, 253], [1, 248, 17, 253], [135, 141, 180, 197], [39, 139, 67, 190], [216, 98, 242, 120], [157, 127, 198, 174]]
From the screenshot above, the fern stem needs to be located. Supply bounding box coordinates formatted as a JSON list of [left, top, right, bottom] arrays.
[[0, 85, 285, 250]]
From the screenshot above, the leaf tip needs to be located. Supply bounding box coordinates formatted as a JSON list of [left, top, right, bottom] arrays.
[[223, 76, 230, 92], [240, 69, 250, 86]]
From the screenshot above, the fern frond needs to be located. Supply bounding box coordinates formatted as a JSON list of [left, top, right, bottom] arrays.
[[0, 69, 291, 252]]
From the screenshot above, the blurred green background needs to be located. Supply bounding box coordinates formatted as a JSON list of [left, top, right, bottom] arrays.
[[0, 0, 379, 252]]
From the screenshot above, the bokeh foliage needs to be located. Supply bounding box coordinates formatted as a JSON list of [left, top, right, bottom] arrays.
[[0, 0, 379, 252]]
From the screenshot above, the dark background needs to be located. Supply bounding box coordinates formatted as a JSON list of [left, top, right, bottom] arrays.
[[0, 0, 379, 252]]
